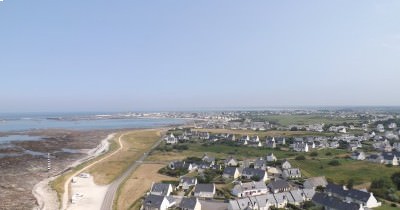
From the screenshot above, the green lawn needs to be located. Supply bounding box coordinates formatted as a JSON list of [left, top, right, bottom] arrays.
[[375, 203, 399, 210], [187, 143, 298, 160], [291, 158, 400, 185]]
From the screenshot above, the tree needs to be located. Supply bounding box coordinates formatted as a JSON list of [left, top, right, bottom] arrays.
[[391, 172, 400, 190], [347, 178, 355, 189], [295, 155, 306, 160], [328, 160, 340, 166]]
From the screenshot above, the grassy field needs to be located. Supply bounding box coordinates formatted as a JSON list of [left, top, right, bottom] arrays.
[[87, 129, 162, 185], [115, 164, 177, 210], [291, 158, 400, 185], [192, 128, 334, 137], [148, 142, 350, 163], [376, 203, 399, 210]]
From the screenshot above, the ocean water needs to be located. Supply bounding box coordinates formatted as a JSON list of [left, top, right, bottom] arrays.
[[0, 112, 187, 132]]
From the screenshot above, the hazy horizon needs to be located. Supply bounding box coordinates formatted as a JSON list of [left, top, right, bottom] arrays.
[[1, 1, 400, 112]]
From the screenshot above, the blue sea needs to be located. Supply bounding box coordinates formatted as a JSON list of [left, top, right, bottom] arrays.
[[0, 112, 187, 132]]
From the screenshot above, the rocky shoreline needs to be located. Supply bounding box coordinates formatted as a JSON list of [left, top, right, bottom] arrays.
[[0, 129, 114, 210]]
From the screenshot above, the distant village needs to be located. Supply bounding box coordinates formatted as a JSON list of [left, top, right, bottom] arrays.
[[140, 110, 400, 210]]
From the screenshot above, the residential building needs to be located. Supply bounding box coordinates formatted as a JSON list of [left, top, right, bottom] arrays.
[[179, 177, 197, 191], [325, 183, 381, 208], [150, 183, 173, 196], [351, 151, 366, 160], [281, 160, 292, 169], [231, 181, 269, 197], [142, 195, 175, 210], [282, 168, 301, 179], [303, 176, 328, 189], [266, 153, 277, 162], [223, 167, 241, 179], [178, 197, 201, 210], [225, 156, 238, 167], [242, 168, 268, 181], [312, 193, 364, 210], [268, 180, 291, 193], [193, 184, 215, 198]]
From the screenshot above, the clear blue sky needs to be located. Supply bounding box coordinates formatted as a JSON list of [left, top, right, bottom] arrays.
[[1, 1, 400, 112]]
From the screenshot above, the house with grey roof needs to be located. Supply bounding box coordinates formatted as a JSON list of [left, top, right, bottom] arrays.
[[225, 156, 238, 167], [228, 195, 272, 210], [273, 192, 288, 208], [178, 197, 201, 210], [241, 168, 268, 181], [285, 189, 305, 206], [381, 152, 399, 165], [169, 161, 196, 172], [201, 153, 215, 165], [325, 183, 381, 208], [254, 157, 267, 170], [142, 194, 175, 210], [312, 192, 364, 210], [223, 167, 241, 179], [150, 183, 173, 196], [231, 181, 268, 197], [265, 137, 276, 148], [179, 177, 197, 190], [282, 168, 301, 179], [193, 183, 215, 198], [266, 153, 277, 162], [351, 151, 366, 160], [267, 180, 291, 193], [301, 188, 316, 201], [303, 176, 328, 189]]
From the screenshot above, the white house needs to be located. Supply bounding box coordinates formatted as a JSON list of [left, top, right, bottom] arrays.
[[293, 142, 309, 152], [223, 167, 241, 179], [266, 153, 277, 162], [351, 151, 366, 160], [178, 197, 201, 210], [225, 157, 238, 167], [164, 133, 178, 144], [241, 168, 268, 182], [282, 168, 301, 179], [150, 183, 173, 196], [179, 177, 197, 190], [377, 124, 385, 133], [193, 184, 215, 198], [142, 195, 175, 210], [281, 160, 292, 169], [229, 195, 272, 210], [231, 181, 269, 197]]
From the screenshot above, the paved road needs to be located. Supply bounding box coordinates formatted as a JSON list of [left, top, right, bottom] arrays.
[[100, 137, 163, 210]]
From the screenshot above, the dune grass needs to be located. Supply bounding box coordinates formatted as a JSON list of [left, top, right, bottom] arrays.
[[87, 129, 161, 185], [291, 158, 400, 185]]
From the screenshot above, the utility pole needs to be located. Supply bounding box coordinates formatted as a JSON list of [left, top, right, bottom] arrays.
[[47, 153, 51, 172]]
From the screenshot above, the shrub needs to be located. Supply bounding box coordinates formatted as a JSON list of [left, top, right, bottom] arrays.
[[325, 151, 332, 156], [328, 160, 340, 166], [295, 155, 306, 160], [310, 151, 318, 157]]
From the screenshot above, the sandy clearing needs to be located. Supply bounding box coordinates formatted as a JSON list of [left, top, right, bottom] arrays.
[[67, 175, 108, 210], [32, 133, 115, 210], [61, 133, 119, 210], [116, 163, 177, 210]]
